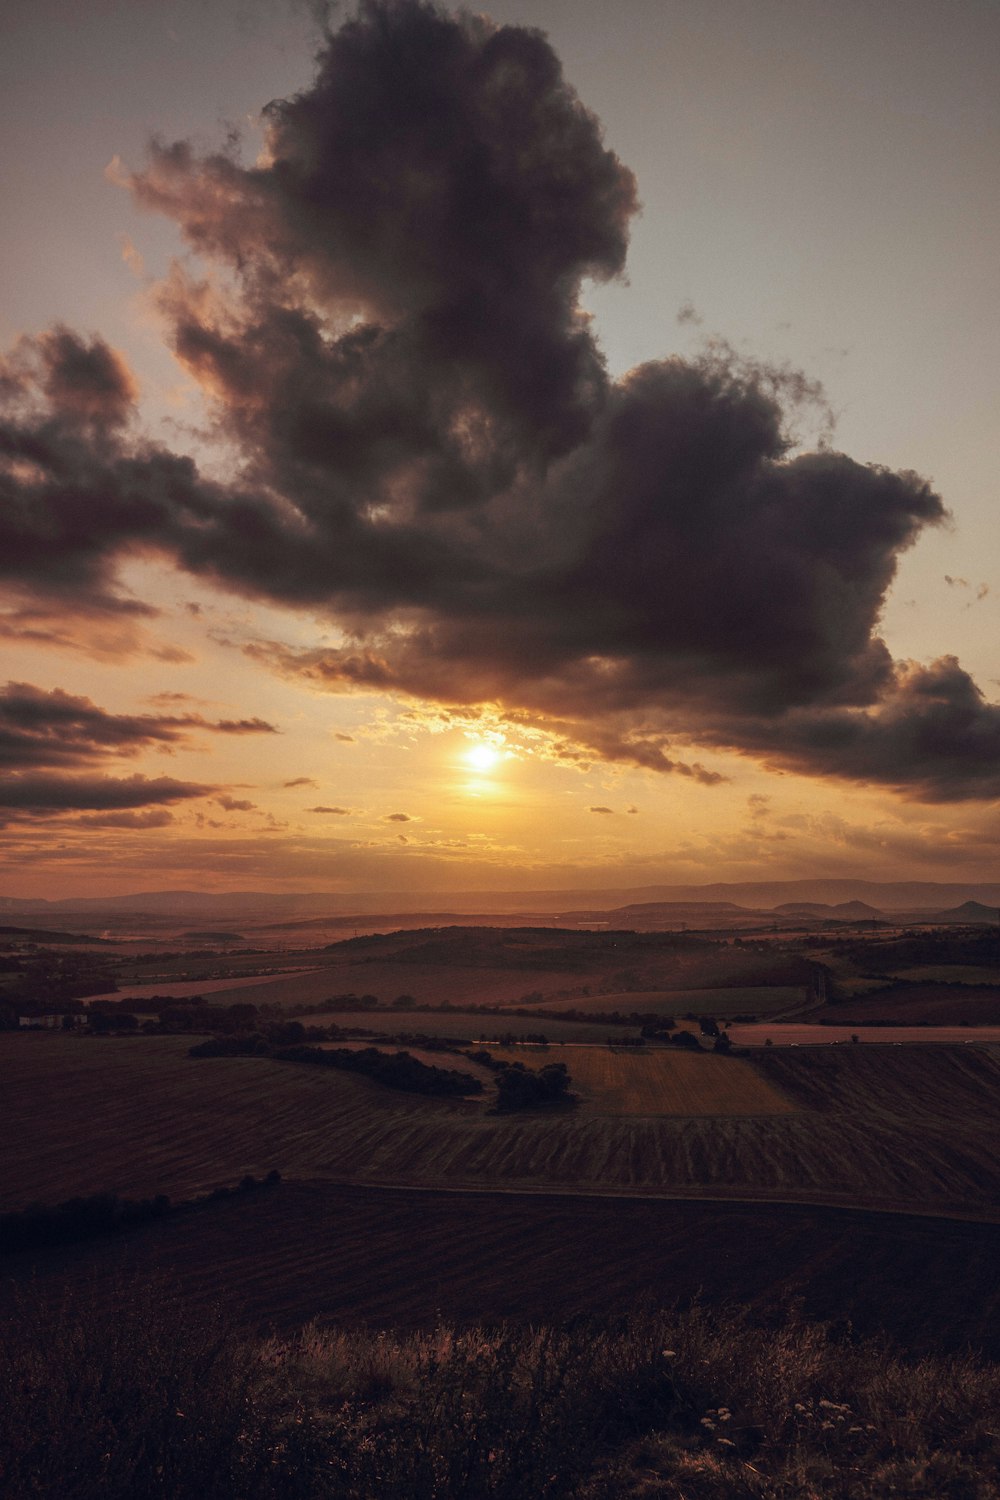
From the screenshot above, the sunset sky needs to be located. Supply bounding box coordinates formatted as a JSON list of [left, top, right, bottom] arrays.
[[1, 0, 998, 899]]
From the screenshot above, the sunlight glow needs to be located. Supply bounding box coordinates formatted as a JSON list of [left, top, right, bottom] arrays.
[[465, 740, 501, 771]]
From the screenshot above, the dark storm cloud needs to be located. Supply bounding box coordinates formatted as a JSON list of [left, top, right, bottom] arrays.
[[0, 682, 277, 770], [37, 327, 139, 428], [214, 717, 279, 734], [0, 774, 211, 813], [712, 657, 1000, 803], [75, 809, 176, 829], [1, 0, 997, 801]]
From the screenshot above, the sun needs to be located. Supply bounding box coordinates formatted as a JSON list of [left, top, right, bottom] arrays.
[[465, 740, 501, 771]]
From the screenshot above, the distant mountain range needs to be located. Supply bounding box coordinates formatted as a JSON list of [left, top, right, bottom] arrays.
[[1, 879, 999, 920]]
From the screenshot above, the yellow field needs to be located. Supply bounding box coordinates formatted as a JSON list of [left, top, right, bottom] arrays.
[[535, 1045, 797, 1117]]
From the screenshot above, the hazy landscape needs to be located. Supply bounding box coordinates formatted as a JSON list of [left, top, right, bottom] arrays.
[[4, 877, 1000, 1495]]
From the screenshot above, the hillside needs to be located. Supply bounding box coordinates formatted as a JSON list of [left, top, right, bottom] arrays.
[[7, 1033, 1000, 1215]]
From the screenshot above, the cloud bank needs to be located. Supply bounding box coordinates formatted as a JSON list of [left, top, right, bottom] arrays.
[[1, 0, 998, 801], [0, 681, 276, 818]]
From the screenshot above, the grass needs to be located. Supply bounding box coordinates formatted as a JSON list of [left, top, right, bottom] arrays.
[[516, 1044, 797, 1117], [4, 1279, 1000, 1499]]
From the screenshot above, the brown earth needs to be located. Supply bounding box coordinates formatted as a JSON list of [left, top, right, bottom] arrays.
[[6, 1033, 1000, 1217], [5, 1182, 1000, 1358]]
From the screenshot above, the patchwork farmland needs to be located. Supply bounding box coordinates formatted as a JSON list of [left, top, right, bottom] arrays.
[[6, 1031, 1000, 1216]]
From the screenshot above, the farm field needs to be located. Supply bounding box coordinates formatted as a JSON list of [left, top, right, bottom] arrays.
[[6, 1182, 1000, 1358], [196, 928, 815, 1012], [202, 959, 594, 1011], [730, 1023, 1000, 1045], [7, 1032, 1000, 1215], [534, 985, 804, 1017], [804, 986, 1000, 1026], [296, 1008, 627, 1043], [87, 970, 327, 1004], [891, 965, 1000, 985], [537, 1044, 796, 1117]]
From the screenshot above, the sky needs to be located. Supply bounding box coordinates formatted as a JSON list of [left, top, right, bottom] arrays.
[[1, 0, 998, 899]]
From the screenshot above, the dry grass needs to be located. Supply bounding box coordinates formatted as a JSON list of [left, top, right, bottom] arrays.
[[6, 1284, 1000, 1500]]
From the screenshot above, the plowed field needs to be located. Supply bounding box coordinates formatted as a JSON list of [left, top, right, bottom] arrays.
[[6, 1184, 1000, 1358], [7, 1032, 1000, 1214]]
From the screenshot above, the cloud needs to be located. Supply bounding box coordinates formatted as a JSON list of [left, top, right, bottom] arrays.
[[589, 805, 614, 814], [710, 656, 1000, 803], [0, 681, 276, 772], [213, 717, 279, 734], [0, 774, 211, 813], [215, 794, 257, 812], [0, 0, 996, 802], [75, 809, 175, 829], [386, 811, 412, 822], [284, 775, 319, 787], [308, 804, 350, 814]]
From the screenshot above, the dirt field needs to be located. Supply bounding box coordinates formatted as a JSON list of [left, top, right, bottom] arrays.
[[542, 1045, 796, 1117], [7, 1032, 1000, 1215], [6, 1183, 1000, 1358]]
